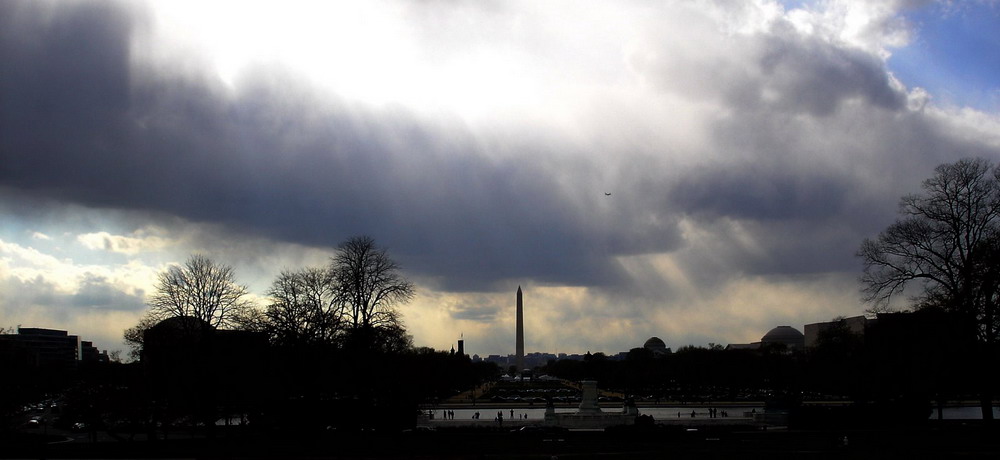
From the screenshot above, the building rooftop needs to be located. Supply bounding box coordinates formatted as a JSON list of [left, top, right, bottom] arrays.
[[760, 326, 804, 348]]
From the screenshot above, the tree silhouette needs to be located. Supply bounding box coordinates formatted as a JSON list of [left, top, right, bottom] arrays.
[[263, 267, 343, 346], [122, 312, 162, 361], [124, 255, 255, 358], [331, 236, 414, 332], [859, 157, 1000, 419], [147, 254, 254, 328]]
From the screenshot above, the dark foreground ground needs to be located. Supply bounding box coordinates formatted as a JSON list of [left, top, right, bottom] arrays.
[[5, 422, 1000, 459]]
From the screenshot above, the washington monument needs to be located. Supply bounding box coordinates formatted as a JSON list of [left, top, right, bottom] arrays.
[[516, 286, 524, 372]]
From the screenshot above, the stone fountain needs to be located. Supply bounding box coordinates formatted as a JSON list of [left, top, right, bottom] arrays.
[[543, 380, 639, 428]]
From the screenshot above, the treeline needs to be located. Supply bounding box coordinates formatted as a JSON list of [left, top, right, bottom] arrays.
[[1, 345, 499, 437], [112, 236, 501, 433], [124, 236, 417, 360], [1, 236, 502, 436], [541, 309, 990, 419]]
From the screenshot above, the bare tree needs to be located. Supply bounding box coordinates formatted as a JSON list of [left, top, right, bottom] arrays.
[[147, 254, 254, 329], [123, 255, 254, 359], [858, 157, 1000, 418], [123, 312, 164, 361], [331, 236, 414, 332], [263, 267, 343, 346]]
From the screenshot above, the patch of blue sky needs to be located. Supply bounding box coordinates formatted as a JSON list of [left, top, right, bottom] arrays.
[[889, 2, 1000, 112], [776, 0, 817, 9], [0, 200, 156, 267]]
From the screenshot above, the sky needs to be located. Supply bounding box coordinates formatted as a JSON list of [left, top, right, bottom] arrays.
[[2, 0, 1000, 358]]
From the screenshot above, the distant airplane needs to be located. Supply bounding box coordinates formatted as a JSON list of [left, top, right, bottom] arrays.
[[605, 192, 611, 196]]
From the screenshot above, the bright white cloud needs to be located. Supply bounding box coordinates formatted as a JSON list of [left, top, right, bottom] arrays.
[[0, 238, 162, 350], [76, 229, 172, 255], [787, 0, 917, 55], [0, 238, 68, 274], [0, 239, 159, 299]]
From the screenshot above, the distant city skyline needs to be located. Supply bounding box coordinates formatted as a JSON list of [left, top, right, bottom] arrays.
[[2, 0, 1000, 355]]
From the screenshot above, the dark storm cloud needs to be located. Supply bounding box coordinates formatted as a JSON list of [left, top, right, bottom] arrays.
[[751, 33, 906, 116], [448, 304, 499, 322], [668, 107, 1000, 282], [625, 6, 1000, 282], [666, 165, 861, 277], [0, 0, 138, 185], [630, 9, 905, 116], [0, 0, 680, 292], [670, 165, 850, 221]]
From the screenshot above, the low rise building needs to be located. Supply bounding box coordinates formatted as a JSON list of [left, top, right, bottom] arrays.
[[804, 316, 869, 348], [0, 327, 108, 370]]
